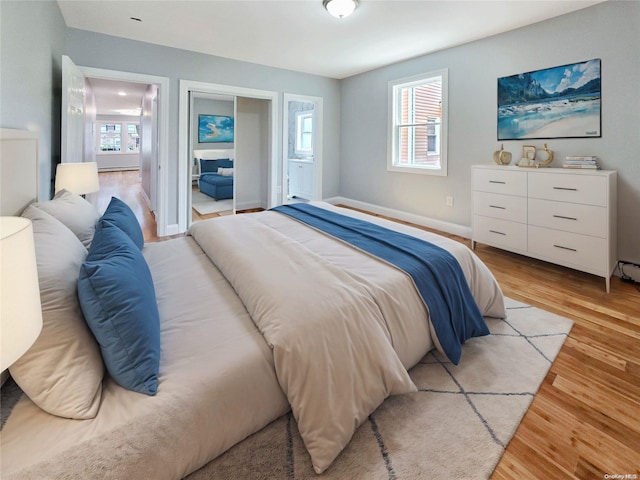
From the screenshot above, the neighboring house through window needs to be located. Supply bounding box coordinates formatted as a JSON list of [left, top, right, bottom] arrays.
[[98, 122, 140, 153], [388, 69, 448, 176]]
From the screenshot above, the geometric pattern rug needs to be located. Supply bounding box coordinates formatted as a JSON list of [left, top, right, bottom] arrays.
[[185, 298, 573, 479]]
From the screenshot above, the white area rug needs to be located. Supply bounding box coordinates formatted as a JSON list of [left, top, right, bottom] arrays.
[[192, 190, 233, 215], [186, 297, 573, 479]]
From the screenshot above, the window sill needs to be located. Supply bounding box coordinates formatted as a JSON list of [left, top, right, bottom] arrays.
[[387, 164, 447, 176]]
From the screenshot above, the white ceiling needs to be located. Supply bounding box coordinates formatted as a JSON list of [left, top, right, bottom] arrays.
[[57, 0, 605, 80], [88, 78, 148, 115]]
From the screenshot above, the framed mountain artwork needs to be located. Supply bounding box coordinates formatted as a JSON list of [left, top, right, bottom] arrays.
[[497, 59, 601, 140]]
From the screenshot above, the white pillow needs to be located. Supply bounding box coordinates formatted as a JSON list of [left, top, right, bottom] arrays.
[[33, 189, 100, 249], [11, 206, 104, 419], [218, 167, 234, 177]]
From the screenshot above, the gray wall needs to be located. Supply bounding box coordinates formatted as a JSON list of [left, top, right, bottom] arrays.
[[340, 1, 640, 263], [0, 0, 67, 200], [64, 28, 342, 224]]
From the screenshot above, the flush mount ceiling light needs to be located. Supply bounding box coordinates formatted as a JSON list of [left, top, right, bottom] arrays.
[[323, 0, 359, 19]]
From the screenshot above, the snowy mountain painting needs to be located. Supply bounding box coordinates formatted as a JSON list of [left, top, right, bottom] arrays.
[[497, 59, 601, 140]]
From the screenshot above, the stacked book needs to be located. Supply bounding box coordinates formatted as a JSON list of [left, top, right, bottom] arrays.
[[563, 156, 600, 169]]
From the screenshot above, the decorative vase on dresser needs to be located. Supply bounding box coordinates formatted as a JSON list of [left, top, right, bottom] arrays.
[[471, 165, 617, 292]]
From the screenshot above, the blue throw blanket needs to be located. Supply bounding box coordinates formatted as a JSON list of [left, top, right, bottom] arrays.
[[271, 203, 489, 364]]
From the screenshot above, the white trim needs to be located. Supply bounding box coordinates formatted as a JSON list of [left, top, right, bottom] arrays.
[[179, 80, 278, 232], [324, 196, 471, 239], [282, 93, 323, 203], [79, 66, 170, 236]]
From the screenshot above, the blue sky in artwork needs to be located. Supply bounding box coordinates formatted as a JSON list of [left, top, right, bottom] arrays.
[[531, 59, 600, 94], [199, 115, 234, 142]]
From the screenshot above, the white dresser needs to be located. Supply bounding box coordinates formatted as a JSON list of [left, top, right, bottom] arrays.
[[471, 165, 617, 292]]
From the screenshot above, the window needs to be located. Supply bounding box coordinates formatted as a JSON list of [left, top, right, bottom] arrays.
[[97, 122, 140, 154], [295, 111, 313, 155], [388, 69, 448, 176], [127, 124, 140, 152], [99, 124, 121, 152]]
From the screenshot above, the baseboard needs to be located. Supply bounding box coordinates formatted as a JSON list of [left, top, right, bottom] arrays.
[[324, 196, 472, 239], [165, 223, 182, 236]]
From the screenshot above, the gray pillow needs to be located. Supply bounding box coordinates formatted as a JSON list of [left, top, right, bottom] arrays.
[[33, 189, 100, 248], [10, 206, 104, 419]]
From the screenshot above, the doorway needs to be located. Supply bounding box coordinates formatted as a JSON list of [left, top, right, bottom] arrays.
[[282, 93, 323, 204], [61, 56, 171, 235]]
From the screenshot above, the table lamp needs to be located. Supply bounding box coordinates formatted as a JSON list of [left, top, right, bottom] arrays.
[[55, 162, 100, 195], [1, 217, 43, 371]]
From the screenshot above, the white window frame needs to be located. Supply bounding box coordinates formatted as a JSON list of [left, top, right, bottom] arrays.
[[387, 69, 448, 176], [295, 110, 314, 156], [96, 121, 140, 154]]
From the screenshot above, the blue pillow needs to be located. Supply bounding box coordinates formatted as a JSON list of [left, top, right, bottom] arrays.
[[101, 197, 144, 250], [200, 158, 232, 173], [78, 220, 160, 395]]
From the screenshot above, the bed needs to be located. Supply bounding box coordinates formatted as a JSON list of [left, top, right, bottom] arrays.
[[0, 131, 505, 479]]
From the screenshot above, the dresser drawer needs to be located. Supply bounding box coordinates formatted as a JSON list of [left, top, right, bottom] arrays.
[[528, 198, 607, 237], [528, 173, 607, 206], [472, 168, 527, 196], [473, 215, 527, 251], [474, 191, 527, 223], [528, 225, 606, 272]]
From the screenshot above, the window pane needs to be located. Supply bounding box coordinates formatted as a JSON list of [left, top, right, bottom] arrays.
[[398, 81, 441, 124], [127, 124, 140, 152], [100, 123, 121, 152], [397, 125, 441, 167], [296, 113, 313, 153]]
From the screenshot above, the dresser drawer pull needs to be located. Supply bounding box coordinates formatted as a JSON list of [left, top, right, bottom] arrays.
[[552, 215, 578, 221], [553, 186, 578, 191], [489, 230, 506, 236], [553, 244, 577, 252], [489, 205, 506, 210], [489, 180, 506, 184]]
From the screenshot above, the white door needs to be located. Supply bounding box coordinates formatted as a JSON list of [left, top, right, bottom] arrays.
[[61, 55, 86, 163]]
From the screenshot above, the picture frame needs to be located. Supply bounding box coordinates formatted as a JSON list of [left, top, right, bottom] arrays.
[[198, 114, 234, 143], [497, 59, 601, 140]]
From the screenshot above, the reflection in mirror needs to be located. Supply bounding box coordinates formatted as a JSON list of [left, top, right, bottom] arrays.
[[190, 94, 235, 222]]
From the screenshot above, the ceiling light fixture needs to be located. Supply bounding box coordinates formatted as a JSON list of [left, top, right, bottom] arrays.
[[117, 91, 127, 96], [323, 0, 359, 19]]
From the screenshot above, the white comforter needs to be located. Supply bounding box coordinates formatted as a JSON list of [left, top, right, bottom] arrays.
[[188, 202, 505, 473]]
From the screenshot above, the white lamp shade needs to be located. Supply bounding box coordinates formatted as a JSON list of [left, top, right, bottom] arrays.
[[1, 217, 43, 371], [324, 0, 358, 18], [55, 162, 100, 195]]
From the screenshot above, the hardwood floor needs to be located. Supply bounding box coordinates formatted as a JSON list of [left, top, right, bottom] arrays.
[[87, 170, 160, 242], [93, 173, 640, 478]]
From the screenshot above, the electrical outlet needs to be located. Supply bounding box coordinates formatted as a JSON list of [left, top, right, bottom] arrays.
[[446, 195, 454, 207]]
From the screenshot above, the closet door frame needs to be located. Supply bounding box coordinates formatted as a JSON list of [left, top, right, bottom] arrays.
[[178, 80, 278, 232]]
